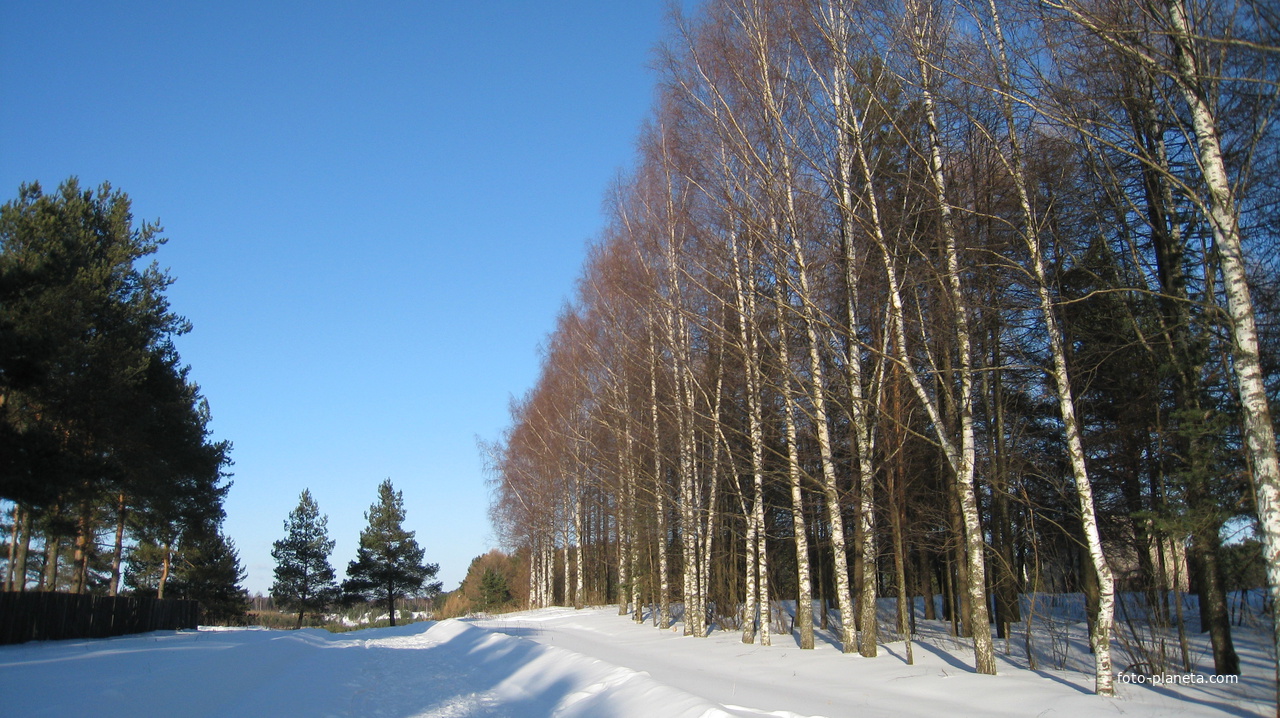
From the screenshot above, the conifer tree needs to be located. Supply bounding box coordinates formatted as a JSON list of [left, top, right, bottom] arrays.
[[1, 178, 231, 593], [270, 489, 338, 629], [479, 568, 511, 613], [342, 479, 440, 626], [171, 528, 248, 625]]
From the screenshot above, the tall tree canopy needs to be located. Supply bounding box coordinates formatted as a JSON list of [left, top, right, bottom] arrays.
[[0, 178, 231, 596]]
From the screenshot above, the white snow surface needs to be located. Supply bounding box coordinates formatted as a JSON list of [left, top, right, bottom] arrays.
[[0, 605, 1269, 717]]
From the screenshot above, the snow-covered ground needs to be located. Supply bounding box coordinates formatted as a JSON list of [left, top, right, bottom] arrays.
[[0, 603, 1271, 717]]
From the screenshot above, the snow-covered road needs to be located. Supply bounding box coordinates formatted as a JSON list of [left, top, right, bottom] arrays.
[[470, 607, 1263, 718], [0, 606, 1266, 716]]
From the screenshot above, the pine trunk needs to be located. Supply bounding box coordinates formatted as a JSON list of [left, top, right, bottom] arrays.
[[41, 533, 59, 591], [3, 503, 18, 592], [158, 542, 171, 599], [72, 506, 90, 595], [14, 507, 31, 592]]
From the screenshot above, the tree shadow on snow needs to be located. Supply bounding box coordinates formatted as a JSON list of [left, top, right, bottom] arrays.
[[908, 639, 993, 674]]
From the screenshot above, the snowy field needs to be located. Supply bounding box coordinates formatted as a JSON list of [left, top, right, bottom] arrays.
[[0, 603, 1271, 717]]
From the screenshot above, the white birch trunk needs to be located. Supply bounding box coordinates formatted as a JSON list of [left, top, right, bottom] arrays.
[[700, 370, 727, 633], [981, 0, 1113, 692], [741, 0, 842, 653], [1037, 5, 1280, 689], [620, 418, 636, 617], [651, 328, 672, 630], [817, 4, 883, 655], [562, 522, 572, 607], [1160, 1, 1280, 705], [790, 216, 859, 654], [904, 0, 996, 673], [774, 241, 815, 650], [573, 486, 585, 610], [545, 541, 555, 608], [731, 229, 771, 646]]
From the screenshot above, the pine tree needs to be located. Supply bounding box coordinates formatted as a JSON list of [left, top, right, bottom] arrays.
[[342, 479, 441, 627], [1, 178, 231, 594], [270, 490, 338, 629]]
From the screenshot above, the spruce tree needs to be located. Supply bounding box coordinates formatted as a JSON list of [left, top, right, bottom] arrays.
[[479, 568, 510, 613], [342, 479, 440, 626], [270, 490, 339, 628], [170, 528, 249, 625]]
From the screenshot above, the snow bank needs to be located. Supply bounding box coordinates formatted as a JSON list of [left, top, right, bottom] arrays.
[[469, 605, 1272, 718]]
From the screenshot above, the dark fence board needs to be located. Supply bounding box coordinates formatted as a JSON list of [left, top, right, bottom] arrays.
[[0, 592, 200, 645]]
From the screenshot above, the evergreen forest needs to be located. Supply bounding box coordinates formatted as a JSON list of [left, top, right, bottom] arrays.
[[0, 179, 245, 618]]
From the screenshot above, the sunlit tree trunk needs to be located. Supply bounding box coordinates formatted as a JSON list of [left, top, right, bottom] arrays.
[[731, 227, 771, 646], [1045, 0, 1277, 697], [979, 0, 1111, 692], [773, 233, 815, 650], [1159, 1, 1280, 698], [737, 0, 852, 652], [158, 541, 172, 599], [619, 414, 636, 617], [812, 0, 882, 657], [649, 326, 672, 630], [573, 474, 585, 610], [14, 506, 32, 592], [902, 0, 995, 673]]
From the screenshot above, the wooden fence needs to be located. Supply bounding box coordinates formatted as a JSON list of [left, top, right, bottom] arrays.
[[0, 592, 200, 645]]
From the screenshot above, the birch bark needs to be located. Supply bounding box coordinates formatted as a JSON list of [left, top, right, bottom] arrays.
[[1160, 0, 1280, 703], [731, 227, 772, 646], [980, 0, 1112, 692], [900, 0, 996, 673], [774, 235, 816, 650], [1046, 0, 1280, 701]]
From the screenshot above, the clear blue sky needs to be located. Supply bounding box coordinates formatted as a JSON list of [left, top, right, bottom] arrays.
[[1, 1, 679, 595]]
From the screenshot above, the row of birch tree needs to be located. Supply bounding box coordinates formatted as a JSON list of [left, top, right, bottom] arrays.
[[488, 0, 1279, 699]]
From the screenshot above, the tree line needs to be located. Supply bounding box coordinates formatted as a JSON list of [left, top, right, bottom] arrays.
[[0, 179, 246, 622], [487, 0, 1278, 700]]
